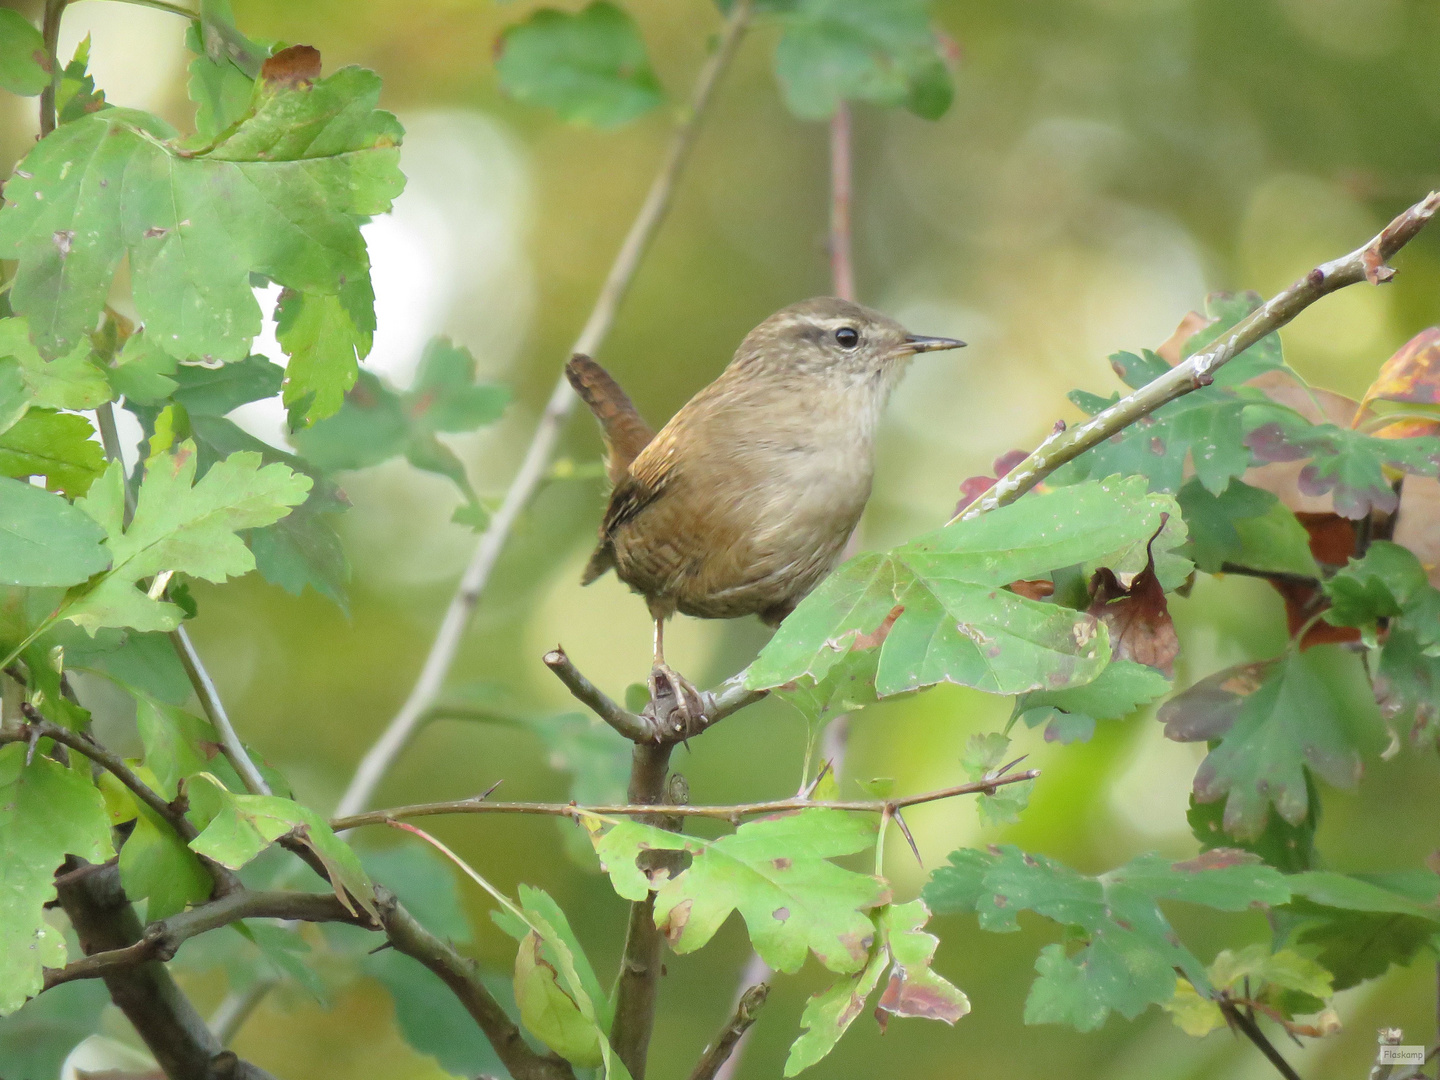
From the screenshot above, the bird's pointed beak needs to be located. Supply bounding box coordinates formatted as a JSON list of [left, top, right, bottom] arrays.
[[904, 334, 966, 353]]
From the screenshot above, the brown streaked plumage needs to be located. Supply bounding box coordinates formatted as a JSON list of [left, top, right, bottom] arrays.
[[566, 296, 964, 708]]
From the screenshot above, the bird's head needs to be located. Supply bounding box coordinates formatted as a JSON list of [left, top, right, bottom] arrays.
[[731, 297, 965, 394]]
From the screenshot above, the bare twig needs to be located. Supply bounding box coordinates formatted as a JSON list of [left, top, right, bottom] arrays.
[[209, 978, 278, 1047], [1221, 1001, 1305, 1080], [829, 103, 855, 303], [334, 0, 755, 819], [43, 888, 361, 990], [172, 625, 271, 796], [55, 861, 279, 1080], [957, 191, 1440, 522], [329, 770, 1039, 831], [542, 647, 767, 745], [689, 982, 770, 1080]]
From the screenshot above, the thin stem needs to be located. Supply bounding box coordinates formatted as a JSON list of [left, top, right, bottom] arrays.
[[688, 982, 770, 1080], [333, 0, 754, 819], [1221, 1002, 1304, 1080], [328, 770, 1040, 831], [101, 0, 198, 18], [172, 625, 271, 795], [209, 979, 277, 1047], [38, 0, 67, 137], [956, 191, 1440, 522], [829, 103, 855, 303], [1218, 563, 1322, 589]]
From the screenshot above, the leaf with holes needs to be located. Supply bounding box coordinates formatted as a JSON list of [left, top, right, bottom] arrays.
[[923, 845, 1291, 1031], [748, 477, 1184, 701], [496, 2, 663, 128], [0, 745, 115, 1015], [590, 808, 888, 974], [0, 64, 402, 372], [773, 0, 954, 121]]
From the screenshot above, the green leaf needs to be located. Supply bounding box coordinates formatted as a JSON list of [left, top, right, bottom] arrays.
[[508, 890, 607, 1066], [169, 354, 286, 418], [0, 317, 112, 411], [590, 808, 889, 974], [0, 980, 108, 1079], [0, 475, 109, 587], [48, 624, 193, 705], [275, 287, 371, 427], [496, 1, 664, 128], [293, 338, 509, 515], [748, 477, 1184, 699], [0, 359, 27, 435], [1324, 541, 1440, 644], [108, 330, 180, 406], [134, 692, 220, 800], [1014, 659, 1171, 744], [187, 775, 379, 922], [1277, 871, 1440, 990], [66, 445, 310, 633], [773, 0, 953, 121], [1375, 625, 1440, 748], [120, 804, 212, 921], [960, 732, 1032, 825], [784, 898, 967, 1076], [1187, 783, 1318, 874], [923, 845, 1290, 1031], [1177, 479, 1318, 577], [0, 8, 48, 97], [0, 69, 403, 363], [1181, 291, 1287, 388], [1162, 944, 1333, 1037], [0, 744, 115, 1014], [0, 408, 106, 496], [363, 949, 507, 1078], [185, 1, 269, 137], [54, 36, 106, 124], [784, 938, 888, 1076], [1159, 649, 1375, 840], [1245, 409, 1440, 519]]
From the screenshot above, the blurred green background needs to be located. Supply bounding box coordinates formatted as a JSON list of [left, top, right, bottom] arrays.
[[6, 0, 1440, 1076]]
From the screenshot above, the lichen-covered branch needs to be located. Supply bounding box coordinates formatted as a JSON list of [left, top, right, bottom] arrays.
[[958, 190, 1440, 521]]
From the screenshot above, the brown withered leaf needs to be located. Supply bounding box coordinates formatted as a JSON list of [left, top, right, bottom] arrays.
[[1008, 580, 1055, 601], [853, 604, 904, 651], [261, 44, 322, 89], [1243, 372, 1371, 513], [1393, 475, 1440, 588], [1268, 513, 1360, 649], [1156, 309, 1216, 366], [1086, 523, 1178, 676], [1361, 327, 1440, 410]]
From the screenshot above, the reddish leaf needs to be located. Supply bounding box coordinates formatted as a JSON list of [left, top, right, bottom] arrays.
[[853, 604, 903, 651], [1264, 513, 1360, 649], [1361, 328, 1440, 410], [261, 44, 322, 89], [1086, 525, 1178, 676], [1295, 512, 1357, 567], [954, 451, 1028, 514], [1008, 580, 1055, 601]]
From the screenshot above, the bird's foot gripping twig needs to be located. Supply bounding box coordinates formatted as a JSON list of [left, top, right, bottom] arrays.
[[646, 663, 704, 740]]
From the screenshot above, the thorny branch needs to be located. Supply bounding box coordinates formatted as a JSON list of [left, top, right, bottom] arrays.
[[334, 0, 756, 820], [329, 769, 1040, 832], [957, 190, 1440, 521]]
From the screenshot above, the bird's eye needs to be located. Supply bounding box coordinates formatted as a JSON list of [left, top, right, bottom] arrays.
[[834, 327, 859, 348]]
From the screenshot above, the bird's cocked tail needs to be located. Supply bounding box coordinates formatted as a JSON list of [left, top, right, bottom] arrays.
[[580, 541, 615, 586], [565, 354, 655, 484]]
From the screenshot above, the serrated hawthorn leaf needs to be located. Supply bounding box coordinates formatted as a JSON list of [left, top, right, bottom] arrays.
[[119, 805, 211, 922], [55, 36, 105, 124], [275, 287, 371, 427], [496, 2, 663, 128], [0, 475, 109, 587], [773, 0, 954, 121], [188, 776, 378, 921], [185, 7, 265, 139], [749, 478, 1185, 700], [0, 68, 402, 363], [67, 445, 310, 633], [0, 745, 115, 1015], [1361, 326, 1440, 409], [0, 409, 106, 496], [1177, 478, 1314, 576], [922, 844, 1290, 1030], [591, 809, 888, 974], [1015, 659, 1171, 744], [1159, 650, 1370, 839], [0, 317, 111, 412], [1324, 541, 1440, 647], [784, 944, 887, 1076], [1244, 408, 1440, 519], [0, 9, 48, 97], [960, 732, 1032, 824]]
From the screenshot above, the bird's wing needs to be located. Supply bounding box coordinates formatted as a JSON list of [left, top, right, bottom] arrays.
[[565, 354, 655, 484]]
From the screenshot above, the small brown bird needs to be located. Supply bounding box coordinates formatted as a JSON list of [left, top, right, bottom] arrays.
[[567, 296, 964, 713]]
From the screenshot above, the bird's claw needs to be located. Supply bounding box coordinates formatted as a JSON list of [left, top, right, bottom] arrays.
[[647, 663, 703, 739]]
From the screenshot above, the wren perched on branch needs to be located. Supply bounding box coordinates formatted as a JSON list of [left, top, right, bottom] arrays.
[[567, 296, 964, 717]]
